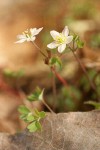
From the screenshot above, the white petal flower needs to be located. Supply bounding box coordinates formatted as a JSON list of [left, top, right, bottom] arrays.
[[15, 27, 43, 43], [47, 42, 59, 49], [47, 26, 73, 53], [50, 31, 60, 40], [62, 26, 69, 37], [58, 44, 66, 53], [66, 36, 73, 44], [30, 27, 43, 36]]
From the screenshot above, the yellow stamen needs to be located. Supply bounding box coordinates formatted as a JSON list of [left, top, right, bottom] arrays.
[[55, 33, 66, 44], [23, 30, 31, 38]]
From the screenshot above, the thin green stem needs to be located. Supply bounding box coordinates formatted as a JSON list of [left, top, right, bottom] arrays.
[[31, 42, 56, 112], [50, 67, 57, 110], [32, 42, 47, 58], [70, 48, 100, 101], [42, 99, 55, 114]]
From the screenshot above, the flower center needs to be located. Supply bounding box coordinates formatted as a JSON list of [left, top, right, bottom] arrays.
[[23, 30, 31, 38], [55, 34, 66, 44]]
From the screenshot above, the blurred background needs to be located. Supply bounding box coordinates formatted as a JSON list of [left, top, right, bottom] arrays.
[[0, 0, 100, 133]]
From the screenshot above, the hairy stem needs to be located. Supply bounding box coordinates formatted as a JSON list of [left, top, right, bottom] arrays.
[[51, 66, 68, 88]]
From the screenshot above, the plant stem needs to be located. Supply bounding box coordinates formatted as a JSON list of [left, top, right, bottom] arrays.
[[71, 49, 100, 101], [32, 42, 47, 58], [51, 67, 68, 88], [51, 67, 57, 110], [31, 42, 56, 112], [42, 99, 55, 114]]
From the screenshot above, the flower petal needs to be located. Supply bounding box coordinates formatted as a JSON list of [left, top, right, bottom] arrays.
[[15, 38, 26, 43], [36, 27, 43, 34], [58, 44, 66, 53], [30, 28, 36, 35], [30, 27, 43, 36], [17, 34, 26, 39], [30, 36, 36, 42], [50, 30, 60, 40], [62, 26, 69, 37], [66, 36, 73, 44], [47, 42, 59, 49]]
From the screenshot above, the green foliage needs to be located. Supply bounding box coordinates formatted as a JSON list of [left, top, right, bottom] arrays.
[[18, 106, 46, 132], [3, 69, 25, 79], [27, 122, 38, 132], [27, 121, 42, 132], [80, 69, 100, 101], [90, 33, 100, 49], [49, 56, 62, 68], [80, 70, 100, 94], [39, 111, 46, 118], [27, 109, 46, 132], [18, 105, 30, 114], [18, 105, 30, 122], [71, 1, 96, 19], [85, 101, 100, 110], [18, 87, 47, 132], [27, 87, 44, 101], [47, 86, 82, 112], [73, 35, 84, 49], [27, 113, 35, 122], [95, 73, 100, 86]]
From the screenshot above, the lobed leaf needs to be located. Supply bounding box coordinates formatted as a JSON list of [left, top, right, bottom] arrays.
[[18, 105, 30, 115], [27, 87, 44, 101], [27, 122, 38, 132], [49, 57, 62, 68]]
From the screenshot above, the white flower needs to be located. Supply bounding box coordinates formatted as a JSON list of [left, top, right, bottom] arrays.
[[47, 26, 73, 53], [15, 27, 43, 43]]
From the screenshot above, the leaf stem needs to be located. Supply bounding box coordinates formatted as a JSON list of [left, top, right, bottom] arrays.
[[42, 99, 55, 114]]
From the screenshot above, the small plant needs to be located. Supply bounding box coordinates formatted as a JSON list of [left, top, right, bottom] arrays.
[[18, 106, 46, 132], [89, 33, 100, 49], [16, 26, 99, 132], [85, 101, 100, 110], [3, 69, 24, 79]]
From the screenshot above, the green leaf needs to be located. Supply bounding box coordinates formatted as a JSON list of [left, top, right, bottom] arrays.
[[3, 69, 14, 77], [73, 34, 79, 41], [49, 57, 62, 68], [20, 114, 28, 122], [73, 35, 84, 48], [3, 69, 25, 78], [38, 89, 44, 101], [27, 122, 38, 132], [35, 121, 42, 131], [27, 92, 39, 101], [39, 111, 46, 118], [27, 87, 44, 101], [27, 113, 35, 122], [18, 105, 30, 115], [76, 37, 84, 48], [34, 109, 40, 117], [85, 101, 100, 110]]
